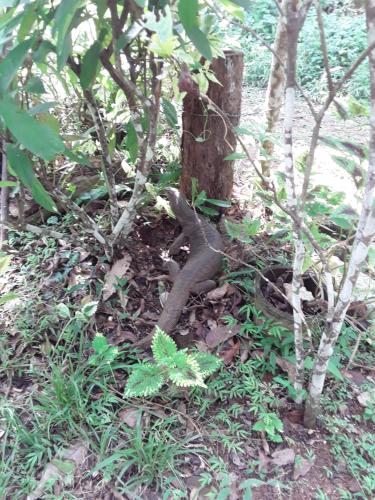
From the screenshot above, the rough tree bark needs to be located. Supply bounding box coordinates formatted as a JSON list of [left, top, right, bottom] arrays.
[[180, 50, 243, 201], [261, 0, 288, 180], [304, 0, 375, 427]]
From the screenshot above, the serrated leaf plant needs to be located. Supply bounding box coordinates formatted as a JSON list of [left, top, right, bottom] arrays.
[[125, 328, 222, 397]]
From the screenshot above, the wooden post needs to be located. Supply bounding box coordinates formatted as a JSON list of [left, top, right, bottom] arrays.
[[180, 50, 244, 202]]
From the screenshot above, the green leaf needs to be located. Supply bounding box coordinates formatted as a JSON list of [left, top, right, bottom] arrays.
[[53, 0, 84, 58], [92, 333, 108, 354], [0, 292, 18, 306], [162, 98, 178, 128], [7, 144, 58, 212], [178, 0, 212, 60], [18, 4, 37, 41], [25, 76, 45, 94], [216, 0, 245, 20], [0, 181, 16, 187], [191, 352, 222, 377], [206, 197, 231, 208], [185, 26, 212, 60], [149, 33, 178, 57], [224, 152, 246, 160], [167, 353, 205, 387], [80, 40, 102, 89], [0, 254, 11, 274], [143, 6, 173, 42], [124, 121, 138, 163], [56, 303, 71, 319], [178, 0, 197, 31], [125, 363, 165, 397], [328, 358, 343, 381], [152, 328, 177, 364], [199, 205, 219, 216], [81, 301, 98, 318], [57, 32, 72, 71], [0, 38, 32, 94], [33, 40, 55, 63], [0, 96, 65, 160]]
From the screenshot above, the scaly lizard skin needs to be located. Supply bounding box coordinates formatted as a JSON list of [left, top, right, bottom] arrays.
[[139, 187, 224, 346]]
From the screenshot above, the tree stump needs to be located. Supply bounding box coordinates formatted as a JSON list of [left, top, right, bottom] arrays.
[[180, 50, 243, 202]]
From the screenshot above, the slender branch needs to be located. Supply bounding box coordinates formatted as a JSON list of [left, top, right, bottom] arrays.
[[0, 219, 65, 240], [315, 0, 334, 93], [0, 141, 8, 248], [83, 89, 119, 227]]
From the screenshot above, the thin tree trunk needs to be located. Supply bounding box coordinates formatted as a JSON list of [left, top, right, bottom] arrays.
[[261, 0, 288, 179], [0, 142, 8, 248], [304, 0, 375, 427], [283, 0, 313, 402]]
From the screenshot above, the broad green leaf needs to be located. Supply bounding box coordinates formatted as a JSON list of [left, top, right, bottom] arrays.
[[185, 26, 212, 60], [178, 0, 212, 60], [18, 4, 37, 41], [0, 180, 16, 187], [56, 303, 71, 318], [81, 301, 98, 318], [230, 0, 250, 8], [0, 292, 18, 305], [7, 144, 58, 212], [0, 96, 65, 160], [80, 40, 102, 89], [0, 38, 32, 93], [149, 33, 178, 57], [216, 0, 245, 20], [37, 113, 60, 133], [33, 40, 55, 63], [125, 121, 138, 163], [134, 0, 146, 6], [143, 6, 173, 42], [53, 0, 84, 57], [191, 352, 221, 377], [224, 152, 246, 160], [199, 205, 219, 216], [25, 76, 45, 94], [29, 101, 58, 115], [178, 0, 197, 31], [328, 358, 344, 381], [206, 197, 231, 207], [0, 254, 11, 274], [162, 98, 178, 128], [125, 363, 164, 397], [92, 333, 108, 354], [168, 353, 205, 387], [152, 328, 177, 364], [57, 32, 72, 71]]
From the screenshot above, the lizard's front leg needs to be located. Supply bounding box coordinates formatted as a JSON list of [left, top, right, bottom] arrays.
[[169, 231, 187, 255], [191, 280, 216, 294]]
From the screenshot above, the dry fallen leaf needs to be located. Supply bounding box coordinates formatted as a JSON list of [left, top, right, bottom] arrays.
[[221, 341, 240, 365], [357, 391, 371, 407], [276, 356, 296, 383], [284, 283, 315, 303], [102, 253, 132, 301], [207, 283, 230, 300], [293, 457, 314, 480], [271, 448, 295, 467], [119, 408, 139, 428], [27, 441, 88, 500], [206, 324, 241, 348]]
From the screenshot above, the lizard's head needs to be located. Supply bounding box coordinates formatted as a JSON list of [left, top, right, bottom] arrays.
[[164, 187, 194, 222]]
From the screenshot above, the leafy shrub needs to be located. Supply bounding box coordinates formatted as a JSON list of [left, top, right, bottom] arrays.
[[241, 1, 369, 99], [125, 329, 222, 397]]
